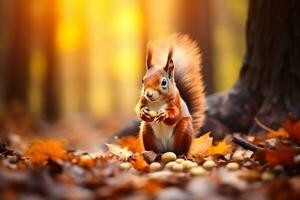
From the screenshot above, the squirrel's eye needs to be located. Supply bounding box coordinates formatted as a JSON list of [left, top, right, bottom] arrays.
[[142, 79, 144, 84], [161, 78, 167, 88]]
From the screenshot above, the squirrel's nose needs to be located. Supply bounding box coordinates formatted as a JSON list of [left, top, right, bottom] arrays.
[[146, 91, 153, 98]]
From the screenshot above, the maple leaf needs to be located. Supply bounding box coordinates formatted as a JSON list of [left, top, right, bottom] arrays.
[[189, 132, 232, 157], [282, 114, 300, 143], [24, 139, 67, 164], [265, 144, 296, 167], [189, 132, 212, 156], [129, 154, 149, 172], [105, 143, 133, 161], [117, 136, 143, 153], [203, 141, 232, 157]]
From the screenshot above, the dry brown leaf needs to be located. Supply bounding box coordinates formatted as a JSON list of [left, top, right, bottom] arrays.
[[105, 143, 133, 160], [24, 139, 67, 164], [143, 151, 158, 164], [189, 132, 212, 156], [117, 136, 143, 153]]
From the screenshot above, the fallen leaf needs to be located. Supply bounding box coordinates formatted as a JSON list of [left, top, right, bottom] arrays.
[[141, 180, 163, 194], [143, 151, 158, 164], [24, 139, 67, 164], [105, 143, 133, 161], [203, 141, 233, 156], [255, 118, 289, 139], [189, 132, 212, 156], [3, 187, 16, 200], [0, 142, 14, 157], [267, 128, 289, 139], [265, 144, 296, 167], [79, 154, 95, 168], [282, 115, 300, 143], [129, 154, 149, 172], [117, 136, 143, 153]]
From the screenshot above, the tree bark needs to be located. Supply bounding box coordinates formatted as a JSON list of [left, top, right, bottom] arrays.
[[41, 0, 59, 120], [203, 0, 300, 138], [115, 0, 300, 140], [2, 0, 31, 105], [179, 0, 215, 94]]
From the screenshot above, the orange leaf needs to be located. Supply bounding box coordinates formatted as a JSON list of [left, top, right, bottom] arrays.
[[265, 144, 296, 167], [142, 180, 163, 194], [255, 118, 289, 139], [282, 115, 300, 143], [267, 128, 289, 139], [117, 136, 143, 153], [79, 154, 95, 168], [189, 132, 212, 156], [24, 139, 67, 164], [130, 154, 149, 172], [203, 141, 232, 156]]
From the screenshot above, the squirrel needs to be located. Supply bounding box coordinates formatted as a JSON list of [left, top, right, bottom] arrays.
[[136, 34, 205, 155]]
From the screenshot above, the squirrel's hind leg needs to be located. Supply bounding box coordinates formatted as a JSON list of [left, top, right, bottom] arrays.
[[173, 117, 193, 155], [140, 122, 159, 153]]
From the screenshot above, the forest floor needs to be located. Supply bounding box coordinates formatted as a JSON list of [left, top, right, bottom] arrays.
[[0, 106, 300, 200]]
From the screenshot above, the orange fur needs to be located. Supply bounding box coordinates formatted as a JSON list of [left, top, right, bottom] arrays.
[[140, 122, 159, 153], [163, 95, 181, 126], [173, 117, 193, 155], [137, 33, 205, 155], [147, 33, 205, 131]]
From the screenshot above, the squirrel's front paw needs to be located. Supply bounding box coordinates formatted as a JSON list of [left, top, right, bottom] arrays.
[[154, 109, 168, 123], [140, 107, 154, 122]]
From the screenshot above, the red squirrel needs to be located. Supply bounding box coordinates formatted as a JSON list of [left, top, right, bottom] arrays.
[[136, 34, 205, 155]]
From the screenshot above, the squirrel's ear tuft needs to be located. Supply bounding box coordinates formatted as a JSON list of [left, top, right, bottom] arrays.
[[146, 47, 153, 70], [167, 47, 173, 61], [164, 48, 174, 79]]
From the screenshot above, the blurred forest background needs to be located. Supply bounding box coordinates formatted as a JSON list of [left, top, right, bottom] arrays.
[[0, 0, 247, 145]]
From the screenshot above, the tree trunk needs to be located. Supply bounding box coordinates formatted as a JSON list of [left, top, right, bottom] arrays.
[[179, 0, 215, 94], [41, 0, 59, 120], [3, 0, 31, 105], [0, 0, 7, 112], [203, 0, 300, 138], [115, 0, 300, 140]]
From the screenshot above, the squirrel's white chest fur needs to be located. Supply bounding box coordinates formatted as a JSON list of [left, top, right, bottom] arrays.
[[147, 99, 190, 152], [148, 102, 175, 152]]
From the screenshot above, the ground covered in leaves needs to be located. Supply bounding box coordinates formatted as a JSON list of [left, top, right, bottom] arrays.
[[0, 114, 300, 199]]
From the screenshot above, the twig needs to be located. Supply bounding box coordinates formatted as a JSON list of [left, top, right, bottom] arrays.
[[254, 118, 276, 133], [232, 134, 264, 152], [0, 150, 9, 156]]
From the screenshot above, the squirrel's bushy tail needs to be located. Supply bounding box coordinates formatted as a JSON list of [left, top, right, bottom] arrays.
[[149, 33, 205, 132]]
